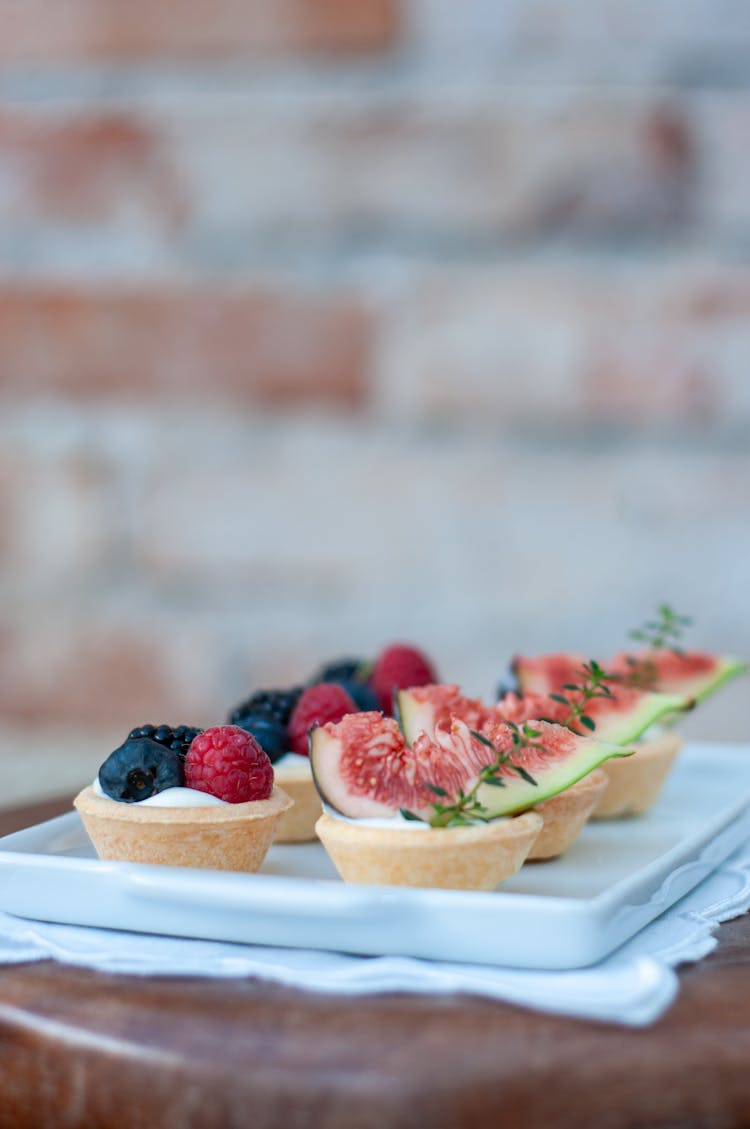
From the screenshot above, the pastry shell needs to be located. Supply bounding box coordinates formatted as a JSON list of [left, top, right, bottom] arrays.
[[74, 785, 292, 871], [272, 759, 322, 843], [315, 809, 543, 890], [528, 769, 608, 861], [590, 732, 683, 820]]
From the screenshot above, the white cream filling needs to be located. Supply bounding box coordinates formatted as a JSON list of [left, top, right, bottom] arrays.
[[93, 777, 229, 808], [322, 803, 510, 830], [322, 802, 431, 830], [273, 752, 310, 770]]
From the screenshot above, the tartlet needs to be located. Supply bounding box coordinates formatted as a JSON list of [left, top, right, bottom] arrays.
[[527, 769, 608, 860], [315, 810, 543, 890], [272, 759, 322, 843], [590, 732, 683, 819], [75, 784, 292, 871]]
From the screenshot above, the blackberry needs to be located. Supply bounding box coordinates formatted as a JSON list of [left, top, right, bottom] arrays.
[[99, 738, 184, 803], [228, 687, 303, 728], [127, 723, 203, 759], [233, 714, 288, 764]]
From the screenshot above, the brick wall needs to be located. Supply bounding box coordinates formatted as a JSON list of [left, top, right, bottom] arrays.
[[1, 2, 748, 796]]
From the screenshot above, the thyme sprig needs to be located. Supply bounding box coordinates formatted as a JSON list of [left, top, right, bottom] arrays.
[[400, 723, 540, 828], [623, 603, 693, 688], [629, 603, 692, 653], [548, 658, 616, 734]]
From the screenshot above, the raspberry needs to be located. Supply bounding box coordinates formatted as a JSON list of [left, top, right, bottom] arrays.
[[287, 683, 358, 757], [184, 725, 274, 803], [370, 643, 438, 714]]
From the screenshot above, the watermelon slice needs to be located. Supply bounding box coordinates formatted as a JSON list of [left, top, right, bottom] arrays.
[[397, 682, 690, 748], [606, 650, 748, 704], [309, 710, 633, 822], [396, 684, 488, 743], [512, 649, 746, 707], [512, 653, 586, 696]]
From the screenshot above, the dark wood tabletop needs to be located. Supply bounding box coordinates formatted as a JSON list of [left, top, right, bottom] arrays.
[[0, 796, 749, 1129]]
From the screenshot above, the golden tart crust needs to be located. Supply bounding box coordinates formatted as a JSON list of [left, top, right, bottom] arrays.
[[590, 733, 683, 819], [315, 809, 542, 890], [74, 784, 292, 871], [528, 769, 608, 861], [272, 759, 321, 843]]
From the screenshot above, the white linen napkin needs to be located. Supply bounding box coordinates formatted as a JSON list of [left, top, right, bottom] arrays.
[[0, 836, 748, 1027]]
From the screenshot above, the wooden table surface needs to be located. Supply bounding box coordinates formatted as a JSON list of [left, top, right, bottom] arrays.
[[0, 796, 749, 1129]]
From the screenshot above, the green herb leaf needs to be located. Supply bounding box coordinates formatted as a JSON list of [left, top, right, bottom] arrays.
[[511, 765, 538, 786], [470, 729, 496, 750]]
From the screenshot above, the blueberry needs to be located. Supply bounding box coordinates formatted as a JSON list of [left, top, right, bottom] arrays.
[[233, 715, 288, 764], [335, 678, 379, 712], [99, 738, 184, 803], [310, 658, 376, 711], [496, 665, 520, 701], [313, 658, 367, 685]]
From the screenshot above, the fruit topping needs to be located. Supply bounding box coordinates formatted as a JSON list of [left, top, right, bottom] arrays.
[[287, 683, 358, 757], [512, 653, 586, 696], [399, 675, 690, 749], [234, 714, 288, 764], [314, 658, 367, 684], [512, 606, 747, 707], [99, 738, 185, 803], [310, 711, 632, 824], [370, 643, 438, 714], [228, 687, 303, 728], [397, 684, 489, 740], [606, 649, 748, 703], [311, 658, 380, 712], [127, 723, 203, 759], [184, 725, 274, 803]]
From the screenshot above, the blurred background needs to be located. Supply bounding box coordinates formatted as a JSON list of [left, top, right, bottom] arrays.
[[0, 0, 748, 803]]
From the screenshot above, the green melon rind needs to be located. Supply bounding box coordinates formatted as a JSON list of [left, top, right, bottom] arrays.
[[475, 737, 634, 818], [309, 726, 362, 818], [666, 655, 747, 705], [395, 690, 435, 746], [592, 691, 691, 744], [396, 687, 690, 749], [310, 717, 635, 822]]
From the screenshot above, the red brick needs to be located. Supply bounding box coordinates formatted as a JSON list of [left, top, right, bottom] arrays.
[[164, 97, 697, 245], [0, 452, 114, 585], [0, 0, 398, 62], [0, 622, 219, 729], [0, 96, 705, 255], [0, 629, 167, 728], [377, 264, 750, 431], [0, 285, 371, 409], [0, 111, 183, 230]]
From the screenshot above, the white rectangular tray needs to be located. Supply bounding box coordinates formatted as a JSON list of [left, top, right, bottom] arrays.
[[0, 742, 748, 970]]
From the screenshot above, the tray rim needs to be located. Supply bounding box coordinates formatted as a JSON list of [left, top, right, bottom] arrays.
[[0, 740, 748, 970]]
